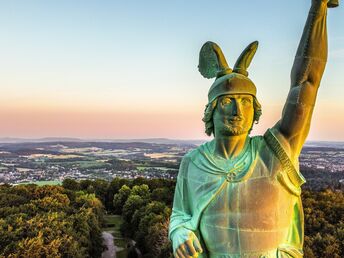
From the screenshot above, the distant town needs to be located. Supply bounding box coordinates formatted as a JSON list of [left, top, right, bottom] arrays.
[[0, 138, 343, 189], [300, 146, 344, 172], [0, 140, 192, 184]]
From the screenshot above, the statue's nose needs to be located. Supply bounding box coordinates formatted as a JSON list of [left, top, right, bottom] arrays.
[[232, 100, 242, 116]]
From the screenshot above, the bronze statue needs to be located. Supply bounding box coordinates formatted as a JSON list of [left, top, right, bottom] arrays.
[[169, 0, 339, 257]]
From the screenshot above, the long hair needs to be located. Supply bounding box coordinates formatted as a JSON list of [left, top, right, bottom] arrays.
[[202, 96, 262, 136]]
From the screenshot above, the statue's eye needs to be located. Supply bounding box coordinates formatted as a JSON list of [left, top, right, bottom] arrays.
[[241, 98, 252, 105], [222, 98, 232, 105]]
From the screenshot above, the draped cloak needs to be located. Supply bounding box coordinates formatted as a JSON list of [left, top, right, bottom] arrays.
[[168, 129, 306, 258]]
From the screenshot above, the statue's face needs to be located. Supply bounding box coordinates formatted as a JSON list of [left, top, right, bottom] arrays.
[[213, 94, 254, 137]]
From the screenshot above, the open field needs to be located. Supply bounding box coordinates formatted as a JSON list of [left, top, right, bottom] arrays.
[[18, 180, 62, 186]]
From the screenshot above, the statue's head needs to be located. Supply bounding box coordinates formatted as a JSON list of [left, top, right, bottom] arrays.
[[203, 93, 262, 137], [198, 41, 262, 137]]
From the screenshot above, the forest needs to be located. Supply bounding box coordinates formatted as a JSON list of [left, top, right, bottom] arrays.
[[0, 184, 104, 257], [0, 176, 343, 258]]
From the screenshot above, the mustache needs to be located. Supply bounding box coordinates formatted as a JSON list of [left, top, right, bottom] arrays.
[[227, 116, 244, 121]]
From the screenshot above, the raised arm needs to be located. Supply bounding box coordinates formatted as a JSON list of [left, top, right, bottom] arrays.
[[275, 0, 337, 159]]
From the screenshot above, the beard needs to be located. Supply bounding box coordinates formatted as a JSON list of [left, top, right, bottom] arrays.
[[218, 123, 247, 136], [216, 117, 250, 136]]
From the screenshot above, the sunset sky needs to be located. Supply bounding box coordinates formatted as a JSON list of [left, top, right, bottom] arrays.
[[1, 0, 344, 140]]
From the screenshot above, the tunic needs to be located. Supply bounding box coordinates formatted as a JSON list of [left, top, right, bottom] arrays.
[[169, 129, 306, 258]]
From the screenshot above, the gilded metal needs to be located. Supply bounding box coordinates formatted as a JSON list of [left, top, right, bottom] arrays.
[[169, 0, 339, 257]]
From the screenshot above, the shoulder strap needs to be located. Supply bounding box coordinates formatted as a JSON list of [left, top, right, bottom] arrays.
[[264, 129, 306, 196]]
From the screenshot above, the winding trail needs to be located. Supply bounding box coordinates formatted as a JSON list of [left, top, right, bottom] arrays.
[[101, 231, 116, 258]]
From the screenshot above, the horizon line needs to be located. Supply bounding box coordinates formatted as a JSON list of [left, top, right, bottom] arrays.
[[0, 136, 343, 144]]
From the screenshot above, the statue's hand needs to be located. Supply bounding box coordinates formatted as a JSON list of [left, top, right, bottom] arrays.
[[328, 0, 339, 7], [172, 228, 203, 258]]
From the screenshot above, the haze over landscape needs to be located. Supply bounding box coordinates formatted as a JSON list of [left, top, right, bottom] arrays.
[[1, 0, 344, 140]]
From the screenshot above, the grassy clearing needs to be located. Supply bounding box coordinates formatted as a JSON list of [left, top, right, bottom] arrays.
[[18, 180, 62, 186], [46, 160, 111, 170], [78, 160, 110, 169], [136, 166, 146, 171]]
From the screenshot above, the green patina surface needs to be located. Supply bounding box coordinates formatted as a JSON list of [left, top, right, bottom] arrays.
[[169, 1, 339, 257]]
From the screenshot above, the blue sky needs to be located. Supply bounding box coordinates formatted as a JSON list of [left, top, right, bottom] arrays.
[[0, 0, 343, 140]]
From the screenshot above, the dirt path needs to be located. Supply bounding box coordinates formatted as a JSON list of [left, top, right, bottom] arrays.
[[102, 215, 131, 258], [101, 231, 116, 258]]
